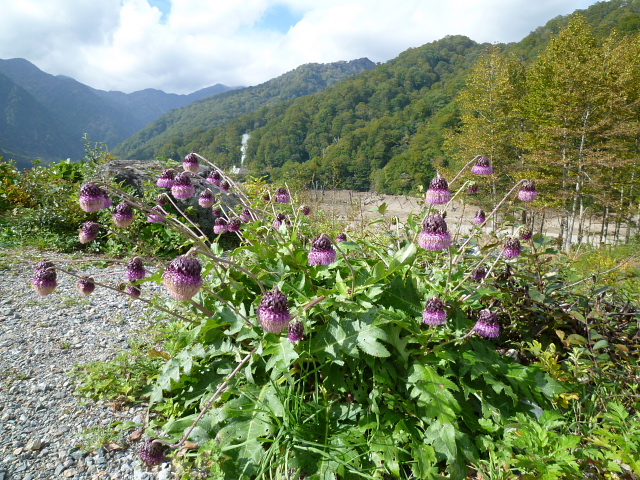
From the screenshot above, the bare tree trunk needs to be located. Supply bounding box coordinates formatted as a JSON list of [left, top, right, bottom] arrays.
[[600, 207, 608, 244]]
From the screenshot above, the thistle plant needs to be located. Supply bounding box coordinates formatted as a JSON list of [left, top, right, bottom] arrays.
[[34, 152, 600, 480]]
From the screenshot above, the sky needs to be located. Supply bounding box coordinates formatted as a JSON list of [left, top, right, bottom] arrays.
[[0, 0, 602, 95]]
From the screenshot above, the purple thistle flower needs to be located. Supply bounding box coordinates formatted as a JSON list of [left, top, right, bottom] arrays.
[[113, 202, 134, 228], [139, 438, 167, 466], [227, 217, 242, 233], [273, 213, 288, 230], [35, 259, 55, 273], [183, 152, 200, 172], [198, 189, 216, 208], [473, 209, 486, 225], [503, 237, 522, 259], [258, 288, 291, 334], [519, 225, 533, 242], [157, 193, 169, 207], [125, 257, 146, 282], [473, 309, 501, 338], [418, 213, 452, 251], [206, 170, 223, 187], [336, 232, 347, 242], [79, 221, 100, 244], [423, 297, 447, 325], [467, 183, 479, 195], [126, 284, 141, 298], [102, 195, 113, 208], [162, 255, 203, 301], [156, 169, 176, 189], [472, 266, 487, 282], [76, 276, 96, 296], [288, 321, 304, 342], [147, 206, 166, 223], [276, 187, 290, 203], [239, 209, 252, 222], [212, 206, 223, 217], [171, 172, 195, 199], [518, 180, 538, 202], [79, 183, 107, 212], [262, 192, 271, 202], [426, 175, 451, 205], [31, 268, 57, 296], [220, 180, 230, 192], [471, 155, 493, 175], [214, 217, 228, 234], [300, 205, 311, 216], [309, 234, 337, 266]]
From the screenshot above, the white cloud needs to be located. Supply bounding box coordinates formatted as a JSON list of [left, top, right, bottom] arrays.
[[0, 0, 601, 94]]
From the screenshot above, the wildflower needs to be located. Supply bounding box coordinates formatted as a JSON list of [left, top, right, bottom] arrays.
[[228, 217, 242, 233], [198, 189, 215, 208], [162, 255, 203, 301], [336, 232, 347, 242], [309, 234, 337, 265], [276, 187, 290, 203], [258, 288, 291, 334], [471, 155, 493, 175], [519, 225, 533, 241], [156, 193, 169, 207], [76, 277, 96, 296], [473, 309, 500, 338], [473, 209, 486, 225], [102, 195, 113, 208], [156, 169, 176, 189], [125, 257, 146, 282], [126, 284, 141, 298], [518, 180, 538, 202], [113, 202, 134, 228], [262, 192, 271, 202], [183, 152, 200, 172], [426, 175, 451, 205], [288, 321, 304, 342], [467, 183, 479, 195], [472, 265, 487, 282], [239, 209, 252, 222], [300, 205, 311, 215], [503, 237, 522, 259], [214, 217, 228, 234], [139, 438, 167, 466], [220, 180, 230, 192], [31, 268, 57, 296], [79, 183, 106, 212], [422, 297, 447, 325], [418, 213, 452, 251], [79, 221, 100, 244], [206, 170, 222, 187], [171, 172, 195, 199], [147, 206, 166, 223], [212, 206, 223, 217], [272, 213, 288, 230], [35, 259, 55, 273]]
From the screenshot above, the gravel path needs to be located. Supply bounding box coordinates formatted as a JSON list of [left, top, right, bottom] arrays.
[[0, 250, 174, 480]]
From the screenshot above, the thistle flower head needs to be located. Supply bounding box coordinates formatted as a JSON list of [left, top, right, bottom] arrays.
[[198, 189, 215, 208], [79, 221, 100, 244], [162, 255, 203, 301], [156, 193, 169, 207], [139, 438, 167, 466], [467, 183, 479, 195], [31, 268, 57, 296], [156, 169, 176, 189], [76, 276, 96, 296], [125, 257, 146, 282], [473, 209, 486, 225], [518, 180, 538, 202], [171, 172, 195, 199], [273, 213, 289, 230], [212, 206, 223, 217], [258, 287, 291, 333], [473, 309, 500, 338], [503, 237, 522, 259], [147, 206, 166, 223], [228, 216, 242, 232], [472, 265, 487, 282], [126, 284, 141, 298], [423, 296, 447, 325], [239, 209, 252, 222], [519, 225, 533, 241], [206, 170, 222, 187], [276, 187, 290, 203], [288, 321, 304, 342], [35, 259, 55, 273], [79, 182, 107, 212], [183, 152, 200, 172], [220, 180, 230, 192], [214, 217, 228, 234], [262, 192, 271, 202], [336, 232, 347, 242], [309, 234, 337, 265], [113, 202, 134, 228], [418, 213, 451, 251], [300, 205, 311, 216], [426, 175, 451, 205], [471, 155, 493, 175]]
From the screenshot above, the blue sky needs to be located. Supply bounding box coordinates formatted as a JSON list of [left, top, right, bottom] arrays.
[[0, 0, 602, 94]]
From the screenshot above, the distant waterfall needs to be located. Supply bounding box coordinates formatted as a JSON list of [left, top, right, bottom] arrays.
[[240, 133, 251, 167]]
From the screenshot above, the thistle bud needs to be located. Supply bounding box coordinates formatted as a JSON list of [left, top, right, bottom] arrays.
[[258, 288, 291, 333]]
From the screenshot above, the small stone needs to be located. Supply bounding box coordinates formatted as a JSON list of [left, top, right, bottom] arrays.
[[63, 468, 77, 477], [26, 439, 45, 451], [13, 447, 24, 455]]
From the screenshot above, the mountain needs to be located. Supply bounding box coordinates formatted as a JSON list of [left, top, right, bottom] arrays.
[[0, 58, 235, 167], [113, 58, 376, 160]]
